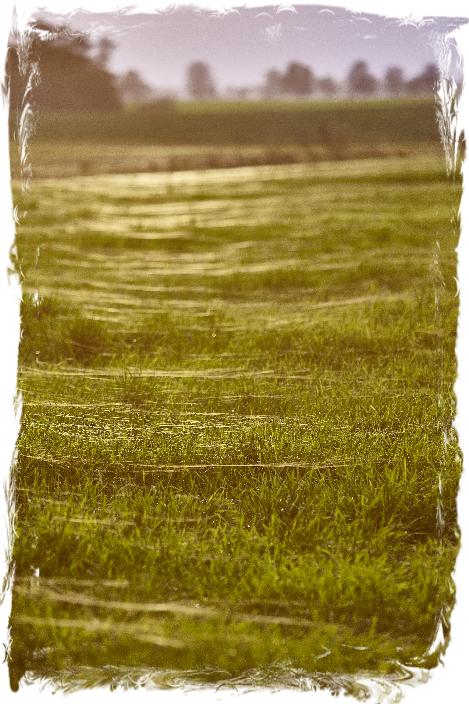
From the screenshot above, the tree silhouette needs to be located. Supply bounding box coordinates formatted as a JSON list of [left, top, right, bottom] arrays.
[[187, 62, 216, 100], [264, 69, 284, 99], [348, 61, 378, 96], [406, 63, 439, 95], [96, 37, 116, 70], [7, 22, 121, 112], [318, 77, 338, 98], [385, 67, 405, 96], [282, 62, 316, 97], [119, 70, 152, 103]]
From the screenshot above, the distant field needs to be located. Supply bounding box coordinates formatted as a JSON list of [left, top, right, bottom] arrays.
[[9, 155, 461, 693], [9, 97, 445, 180], [25, 98, 441, 144]]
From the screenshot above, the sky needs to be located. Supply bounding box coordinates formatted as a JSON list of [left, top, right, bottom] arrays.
[[33, 4, 467, 95]]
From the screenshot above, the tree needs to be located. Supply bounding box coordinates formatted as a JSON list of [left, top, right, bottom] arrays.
[[187, 61, 216, 100], [7, 22, 122, 112], [406, 63, 439, 95], [385, 66, 405, 96], [264, 69, 284, 99], [96, 37, 116, 70], [348, 61, 378, 96], [119, 70, 152, 104], [318, 77, 338, 98], [282, 62, 315, 97]]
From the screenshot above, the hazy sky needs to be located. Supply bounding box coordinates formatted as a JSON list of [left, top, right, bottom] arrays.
[[36, 4, 467, 94]]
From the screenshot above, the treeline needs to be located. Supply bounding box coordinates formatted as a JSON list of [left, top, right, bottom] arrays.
[[191, 60, 444, 101], [5, 21, 452, 118]]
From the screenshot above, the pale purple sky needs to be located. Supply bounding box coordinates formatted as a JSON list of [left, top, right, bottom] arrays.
[[36, 4, 467, 94]]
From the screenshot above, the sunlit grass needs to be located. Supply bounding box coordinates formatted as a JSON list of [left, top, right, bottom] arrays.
[[8, 154, 461, 692]]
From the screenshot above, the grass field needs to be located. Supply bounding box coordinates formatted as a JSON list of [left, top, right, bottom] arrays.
[[8, 152, 462, 694], [21, 98, 441, 145], [9, 97, 444, 180]]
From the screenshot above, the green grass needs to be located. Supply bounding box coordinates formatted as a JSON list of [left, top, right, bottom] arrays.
[[24, 97, 441, 145], [8, 153, 462, 694]]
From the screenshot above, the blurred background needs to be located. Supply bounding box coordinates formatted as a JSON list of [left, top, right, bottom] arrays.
[[6, 4, 466, 178], [2, 3, 468, 109]]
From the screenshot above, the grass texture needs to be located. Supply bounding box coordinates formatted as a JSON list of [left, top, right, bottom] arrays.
[[8, 152, 462, 694]]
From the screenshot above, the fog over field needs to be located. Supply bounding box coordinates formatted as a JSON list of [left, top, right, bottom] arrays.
[[34, 4, 465, 95]]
